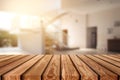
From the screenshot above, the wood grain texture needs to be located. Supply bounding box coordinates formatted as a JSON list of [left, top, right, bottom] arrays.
[[1, 55, 36, 80], [0, 55, 120, 80], [23, 55, 52, 80], [78, 55, 117, 80], [0, 55, 16, 62], [102, 55, 120, 62], [43, 55, 60, 80], [62, 55, 79, 80], [86, 55, 120, 75], [3, 55, 44, 80], [70, 55, 97, 80], [0, 55, 35, 76], [0, 55, 26, 67], [95, 55, 120, 67]]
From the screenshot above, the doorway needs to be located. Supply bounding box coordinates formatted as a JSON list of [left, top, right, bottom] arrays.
[[87, 27, 97, 49], [62, 29, 68, 46]]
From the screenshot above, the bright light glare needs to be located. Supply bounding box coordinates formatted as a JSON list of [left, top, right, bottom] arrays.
[[0, 12, 16, 31], [0, 11, 41, 31]]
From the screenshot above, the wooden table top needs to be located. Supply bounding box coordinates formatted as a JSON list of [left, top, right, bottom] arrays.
[[0, 54, 120, 80]]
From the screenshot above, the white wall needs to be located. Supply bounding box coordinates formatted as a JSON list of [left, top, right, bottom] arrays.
[[88, 7, 120, 50], [61, 13, 87, 48], [60, 6, 120, 50]]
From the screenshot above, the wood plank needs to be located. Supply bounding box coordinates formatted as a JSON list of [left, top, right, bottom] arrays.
[[0, 55, 26, 67], [86, 55, 120, 75], [78, 55, 118, 80], [95, 55, 120, 67], [43, 55, 60, 80], [3, 55, 44, 80], [110, 55, 120, 59], [102, 55, 120, 62], [70, 55, 97, 80], [0, 55, 11, 59], [0, 54, 120, 80], [0, 55, 17, 62], [0, 55, 35, 79], [23, 55, 52, 80], [62, 55, 79, 80]]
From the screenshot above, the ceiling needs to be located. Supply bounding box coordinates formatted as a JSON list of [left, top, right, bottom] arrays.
[[62, 0, 120, 14], [0, 0, 61, 15], [0, 0, 120, 15]]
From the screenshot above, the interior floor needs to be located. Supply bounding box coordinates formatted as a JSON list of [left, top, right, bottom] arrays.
[[0, 47, 118, 55], [46, 48, 118, 54]]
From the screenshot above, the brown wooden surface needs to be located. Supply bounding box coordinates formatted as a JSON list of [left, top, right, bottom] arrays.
[[0, 55, 36, 79], [0, 55, 120, 80], [43, 55, 60, 80], [70, 55, 97, 80], [86, 55, 120, 75], [3, 55, 43, 80], [78, 55, 117, 80], [102, 55, 120, 62], [95, 55, 120, 67], [62, 55, 79, 80], [23, 55, 52, 80]]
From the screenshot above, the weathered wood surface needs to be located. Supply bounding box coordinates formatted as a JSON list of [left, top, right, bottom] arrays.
[[0, 54, 120, 80], [70, 55, 97, 80], [43, 55, 60, 80], [62, 55, 79, 80]]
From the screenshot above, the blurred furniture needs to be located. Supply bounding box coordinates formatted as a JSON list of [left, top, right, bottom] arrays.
[[108, 39, 120, 52]]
